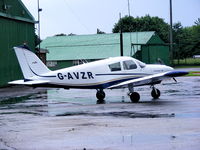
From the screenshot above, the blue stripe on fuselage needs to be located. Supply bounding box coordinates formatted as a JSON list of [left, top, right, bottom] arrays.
[[95, 73, 150, 76], [54, 76, 140, 89]]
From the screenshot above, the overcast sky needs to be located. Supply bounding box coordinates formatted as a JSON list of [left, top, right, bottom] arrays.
[[21, 0, 200, 39]]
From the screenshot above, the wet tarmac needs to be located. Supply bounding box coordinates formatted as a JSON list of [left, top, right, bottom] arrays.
[[0, 74, 200, 149]]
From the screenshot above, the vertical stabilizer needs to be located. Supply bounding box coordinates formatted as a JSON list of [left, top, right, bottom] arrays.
[[13, 46, 51, 79]]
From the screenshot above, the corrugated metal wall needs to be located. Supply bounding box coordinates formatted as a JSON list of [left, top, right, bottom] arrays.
[[141, 45, 169, 65], [138, 34, 170, 65], [0, 17, 35, 87]]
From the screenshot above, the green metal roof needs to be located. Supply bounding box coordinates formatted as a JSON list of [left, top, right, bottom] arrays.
[[40, 32, 156, 61]]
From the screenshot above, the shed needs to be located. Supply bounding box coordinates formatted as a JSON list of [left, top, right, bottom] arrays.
[[40, 32, 169, 70], [0, 0, 35, 87]]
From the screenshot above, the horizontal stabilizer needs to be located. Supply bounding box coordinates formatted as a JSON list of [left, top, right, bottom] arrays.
[[9, 80, 50, 85]]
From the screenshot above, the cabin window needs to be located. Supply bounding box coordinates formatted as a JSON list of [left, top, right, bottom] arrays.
[[123, 60, 137, 70], [109, 62, 121, 71]]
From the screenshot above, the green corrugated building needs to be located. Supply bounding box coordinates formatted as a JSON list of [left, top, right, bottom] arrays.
[[40, 31, 169, 70], [0, 0, 35, 87]]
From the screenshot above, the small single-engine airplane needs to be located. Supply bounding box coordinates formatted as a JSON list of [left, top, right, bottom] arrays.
[[9, 45, 188, 103]]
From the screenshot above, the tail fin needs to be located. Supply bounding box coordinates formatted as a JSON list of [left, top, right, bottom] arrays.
[[13, 46, 51, 79]]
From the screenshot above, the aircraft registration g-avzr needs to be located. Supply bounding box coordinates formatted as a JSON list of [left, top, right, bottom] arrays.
[[9, 45, 188, 103]]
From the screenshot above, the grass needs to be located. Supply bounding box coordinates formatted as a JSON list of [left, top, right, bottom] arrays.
[[173, 58, 200, 76], [173, 58, 200, 65], [187, 71, 200, 76], [174, 66, 200, 68]]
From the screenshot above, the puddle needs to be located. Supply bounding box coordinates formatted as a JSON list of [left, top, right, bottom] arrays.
[[0, 95, 30, 106], [56, 111, 175, 118], [176, 113, 200, 118], [166, 89, 180, 93], [0, 111, 42, 116]]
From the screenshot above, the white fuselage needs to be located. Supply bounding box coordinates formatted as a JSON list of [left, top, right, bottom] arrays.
[[30, 56, 173, 89]]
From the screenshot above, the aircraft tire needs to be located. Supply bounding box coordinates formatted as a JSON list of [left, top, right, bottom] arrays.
[[151, 88, 160, 99], [130, 92, 140, 103], [96, 90, 105, 100], [96, 99, 106, 104]]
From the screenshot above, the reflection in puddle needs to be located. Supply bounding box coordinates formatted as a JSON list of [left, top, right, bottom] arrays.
[[166, 89, 180, 93], [0, 95, 30, 106], [0, 111, 41, 116], [0, 91, 48, 116], [56, 111, 175, 118], [176, 113, 200, 118]]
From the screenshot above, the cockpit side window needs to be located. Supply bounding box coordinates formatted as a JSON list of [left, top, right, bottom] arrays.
[[109, 62, 121, 71], [123, 60, 137, 70]]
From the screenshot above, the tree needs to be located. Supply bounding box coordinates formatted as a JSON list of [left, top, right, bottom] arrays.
[[190, 25, 200, 56], [97, 28, 105, 34], [194, 18, 200, 25], [113, 15, 200, 61], [112, 15, 169, 42], [172, 22, 185, 59], [35, 34, 42, 47], [55, 33, 67, 36], [173, 23, 200, 60]]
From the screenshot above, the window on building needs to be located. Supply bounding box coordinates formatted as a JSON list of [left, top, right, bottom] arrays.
[[73, 60, 80, 66], [73, 59, 89, 66], [109, 62, 121, 71], [123, 60, 137, 70], [46, 61, 57, 67]]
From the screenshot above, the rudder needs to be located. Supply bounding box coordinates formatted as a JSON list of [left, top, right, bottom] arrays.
[[13, 45, 51, 79]]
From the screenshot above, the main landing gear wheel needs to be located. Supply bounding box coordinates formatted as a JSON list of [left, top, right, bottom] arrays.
[[130, 92, 140, 103], [151, 88, 160, 99], [96, 89, 105, 104]]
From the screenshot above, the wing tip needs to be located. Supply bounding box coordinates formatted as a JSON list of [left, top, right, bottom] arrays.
[[165, 71, 189, 77]]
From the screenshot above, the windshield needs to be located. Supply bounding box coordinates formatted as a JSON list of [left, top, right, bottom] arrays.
[[135, 60, 146, 68], [123, 60, 137, 70]]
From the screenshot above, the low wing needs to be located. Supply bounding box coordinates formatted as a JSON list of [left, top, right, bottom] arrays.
[[108, 71, 188, 89], [8, 80, 50, 85]]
